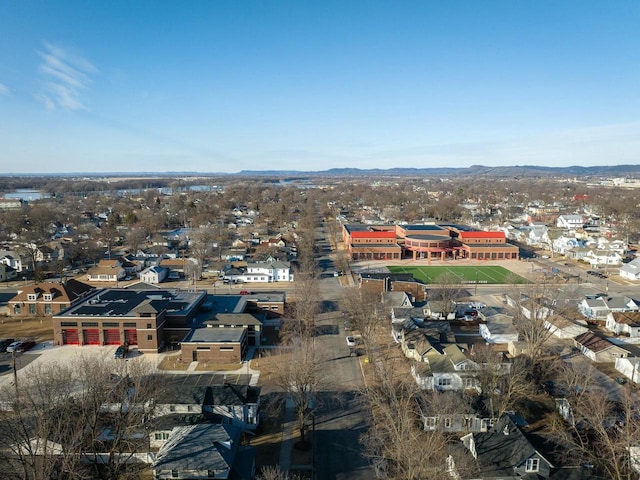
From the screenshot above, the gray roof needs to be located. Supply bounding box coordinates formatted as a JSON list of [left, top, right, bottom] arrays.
[[471, 414, 552, 476], [204, 313, 263, 327], [183, 327, 246, 344], [153, 424, 240, 472], [57, 288, 205, 319]]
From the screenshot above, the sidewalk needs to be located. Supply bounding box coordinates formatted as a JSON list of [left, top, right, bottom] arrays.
[[278, 397, 299, 472]]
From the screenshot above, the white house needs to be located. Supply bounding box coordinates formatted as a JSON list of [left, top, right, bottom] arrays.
[[606, 311, 640, 338], [552, 236, 581, 255], [140, 265, 168, 284], [527, 223, 550, 247], [620, 258, 640, 281], [579, 295, 640, 321], [237, 261, 293, 283], [0, 251, 26, 272], [479, 314, 518, 344], [615, 356, 640, 383], [585, 249, 622, 267], [556, 215, 583, 230], [544, 315, 589, 339]]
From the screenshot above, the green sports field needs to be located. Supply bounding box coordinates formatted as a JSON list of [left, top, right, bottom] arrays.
[[387, 265, 528, 284]]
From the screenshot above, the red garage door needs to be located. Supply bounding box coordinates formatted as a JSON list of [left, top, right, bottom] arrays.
[[83, 329, 100, 345], [104, 329, 120, 345], [124, 329, 137, 346], [62, 329, 79, 345]]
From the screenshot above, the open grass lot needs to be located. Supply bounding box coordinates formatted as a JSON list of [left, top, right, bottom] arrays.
[[387, 265, 528, 284], [0, 317, 54, 341]]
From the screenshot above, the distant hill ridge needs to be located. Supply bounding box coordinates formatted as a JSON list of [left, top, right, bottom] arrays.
[[237, 164, 640, 177]]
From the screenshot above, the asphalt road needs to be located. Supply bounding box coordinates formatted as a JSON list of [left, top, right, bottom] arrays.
[[312, 222, 373, 480]]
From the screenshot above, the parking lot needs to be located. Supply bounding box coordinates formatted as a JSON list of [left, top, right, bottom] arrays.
[[163, 373, 252, 387]]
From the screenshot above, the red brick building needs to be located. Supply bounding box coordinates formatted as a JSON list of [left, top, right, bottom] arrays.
[[343, 224, 519, 262]]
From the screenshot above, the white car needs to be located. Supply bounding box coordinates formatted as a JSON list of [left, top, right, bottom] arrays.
[[346, 336, 356, 347]]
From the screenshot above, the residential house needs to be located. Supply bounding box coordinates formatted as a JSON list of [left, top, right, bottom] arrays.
[[86, 259, 126, 283], [556, 214, 584, 230], [395, 320, 455, 361], [237, 261, 293, 283], [527, 223, 551, 247], [578, 295, 640, 322], [479, 313, 518, 344], [159, 258, 195, 279], [154, 383, 261, 432], [606, 311, 640, 338], [0, 263, 18, 282], [140, 265, 169, 284], [544, 315, 589, 339], [552, 236, 581, 255], [620, 257, 640, 281], [585, 249, 622, 267], [0, 251, 26, 272], [410, 343, 480, 392], [574, 331, 630, 362], [460, 414, 553, 478], [9, 279, 94, 317], [615, 356, 640, 384], [152, 424, 254, 480], [359, 272, 427, 302]]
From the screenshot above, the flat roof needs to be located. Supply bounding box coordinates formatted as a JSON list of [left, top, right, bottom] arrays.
[[405, 234, 451, 241], [57, 288, 206, 318], [183, 326, 246, 343], [400, 225, 447, 231]]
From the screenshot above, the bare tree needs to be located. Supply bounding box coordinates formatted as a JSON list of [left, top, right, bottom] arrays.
[[0, 362, 86, 480], [429, 272, 464, 318], [268, 338, 329, 447], [471, 345, 533, 419], [257, 465, 304, 480], [556, 387, 640, 479], [0, 355, 162, 480]]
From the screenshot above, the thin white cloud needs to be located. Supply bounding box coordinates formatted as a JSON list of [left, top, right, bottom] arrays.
[[35, 41, 97, 111], [0, 83, 10, 96]]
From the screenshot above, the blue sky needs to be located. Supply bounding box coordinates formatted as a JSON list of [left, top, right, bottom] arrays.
[[1, 1, 639, 173]]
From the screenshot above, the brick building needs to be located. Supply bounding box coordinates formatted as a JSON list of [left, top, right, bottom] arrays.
[[343, 224, 519, 262], [9, 279, 95, 318]]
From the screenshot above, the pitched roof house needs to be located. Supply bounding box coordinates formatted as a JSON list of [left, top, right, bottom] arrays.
[[460, 414, 554, 478], [574, 331, 630, 363], [152, 424, 254, 480]]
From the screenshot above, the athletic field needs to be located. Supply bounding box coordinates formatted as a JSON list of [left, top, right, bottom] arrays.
[[386, 265, 528, 285]]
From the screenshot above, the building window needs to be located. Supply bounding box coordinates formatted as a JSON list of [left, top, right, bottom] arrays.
[[13, 305, 21, 315], [44, 304, 52, 315], [220, 346, 234, 351], [147, 335, 153, 341], [208, 470, 216, 478], [426, 417, 436, 428], [29, 304, 36, 315], [444, 417, 452, 428], [60, 303, 67, 310], [437, 378, 451, 387], [43, 294, 53, 301], [525, 458, 540, 472], [146, 323, 152, 329], [27, 294, 37, 301], [60, 321, 77, 327], [171, 470, 179, 478]]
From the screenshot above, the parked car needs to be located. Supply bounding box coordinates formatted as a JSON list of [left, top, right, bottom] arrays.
[[7, 340, 35, 353], [6, 341, 24, 353], [346, 336, 356, 347], [0, 338, 15, 352], [114, 344, 129, 359], [17, 341, 35, 352]]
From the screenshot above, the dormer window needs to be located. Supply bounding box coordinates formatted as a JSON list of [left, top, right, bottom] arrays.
[[43, 294, 53, 301], [27, 293, 38, 301]]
